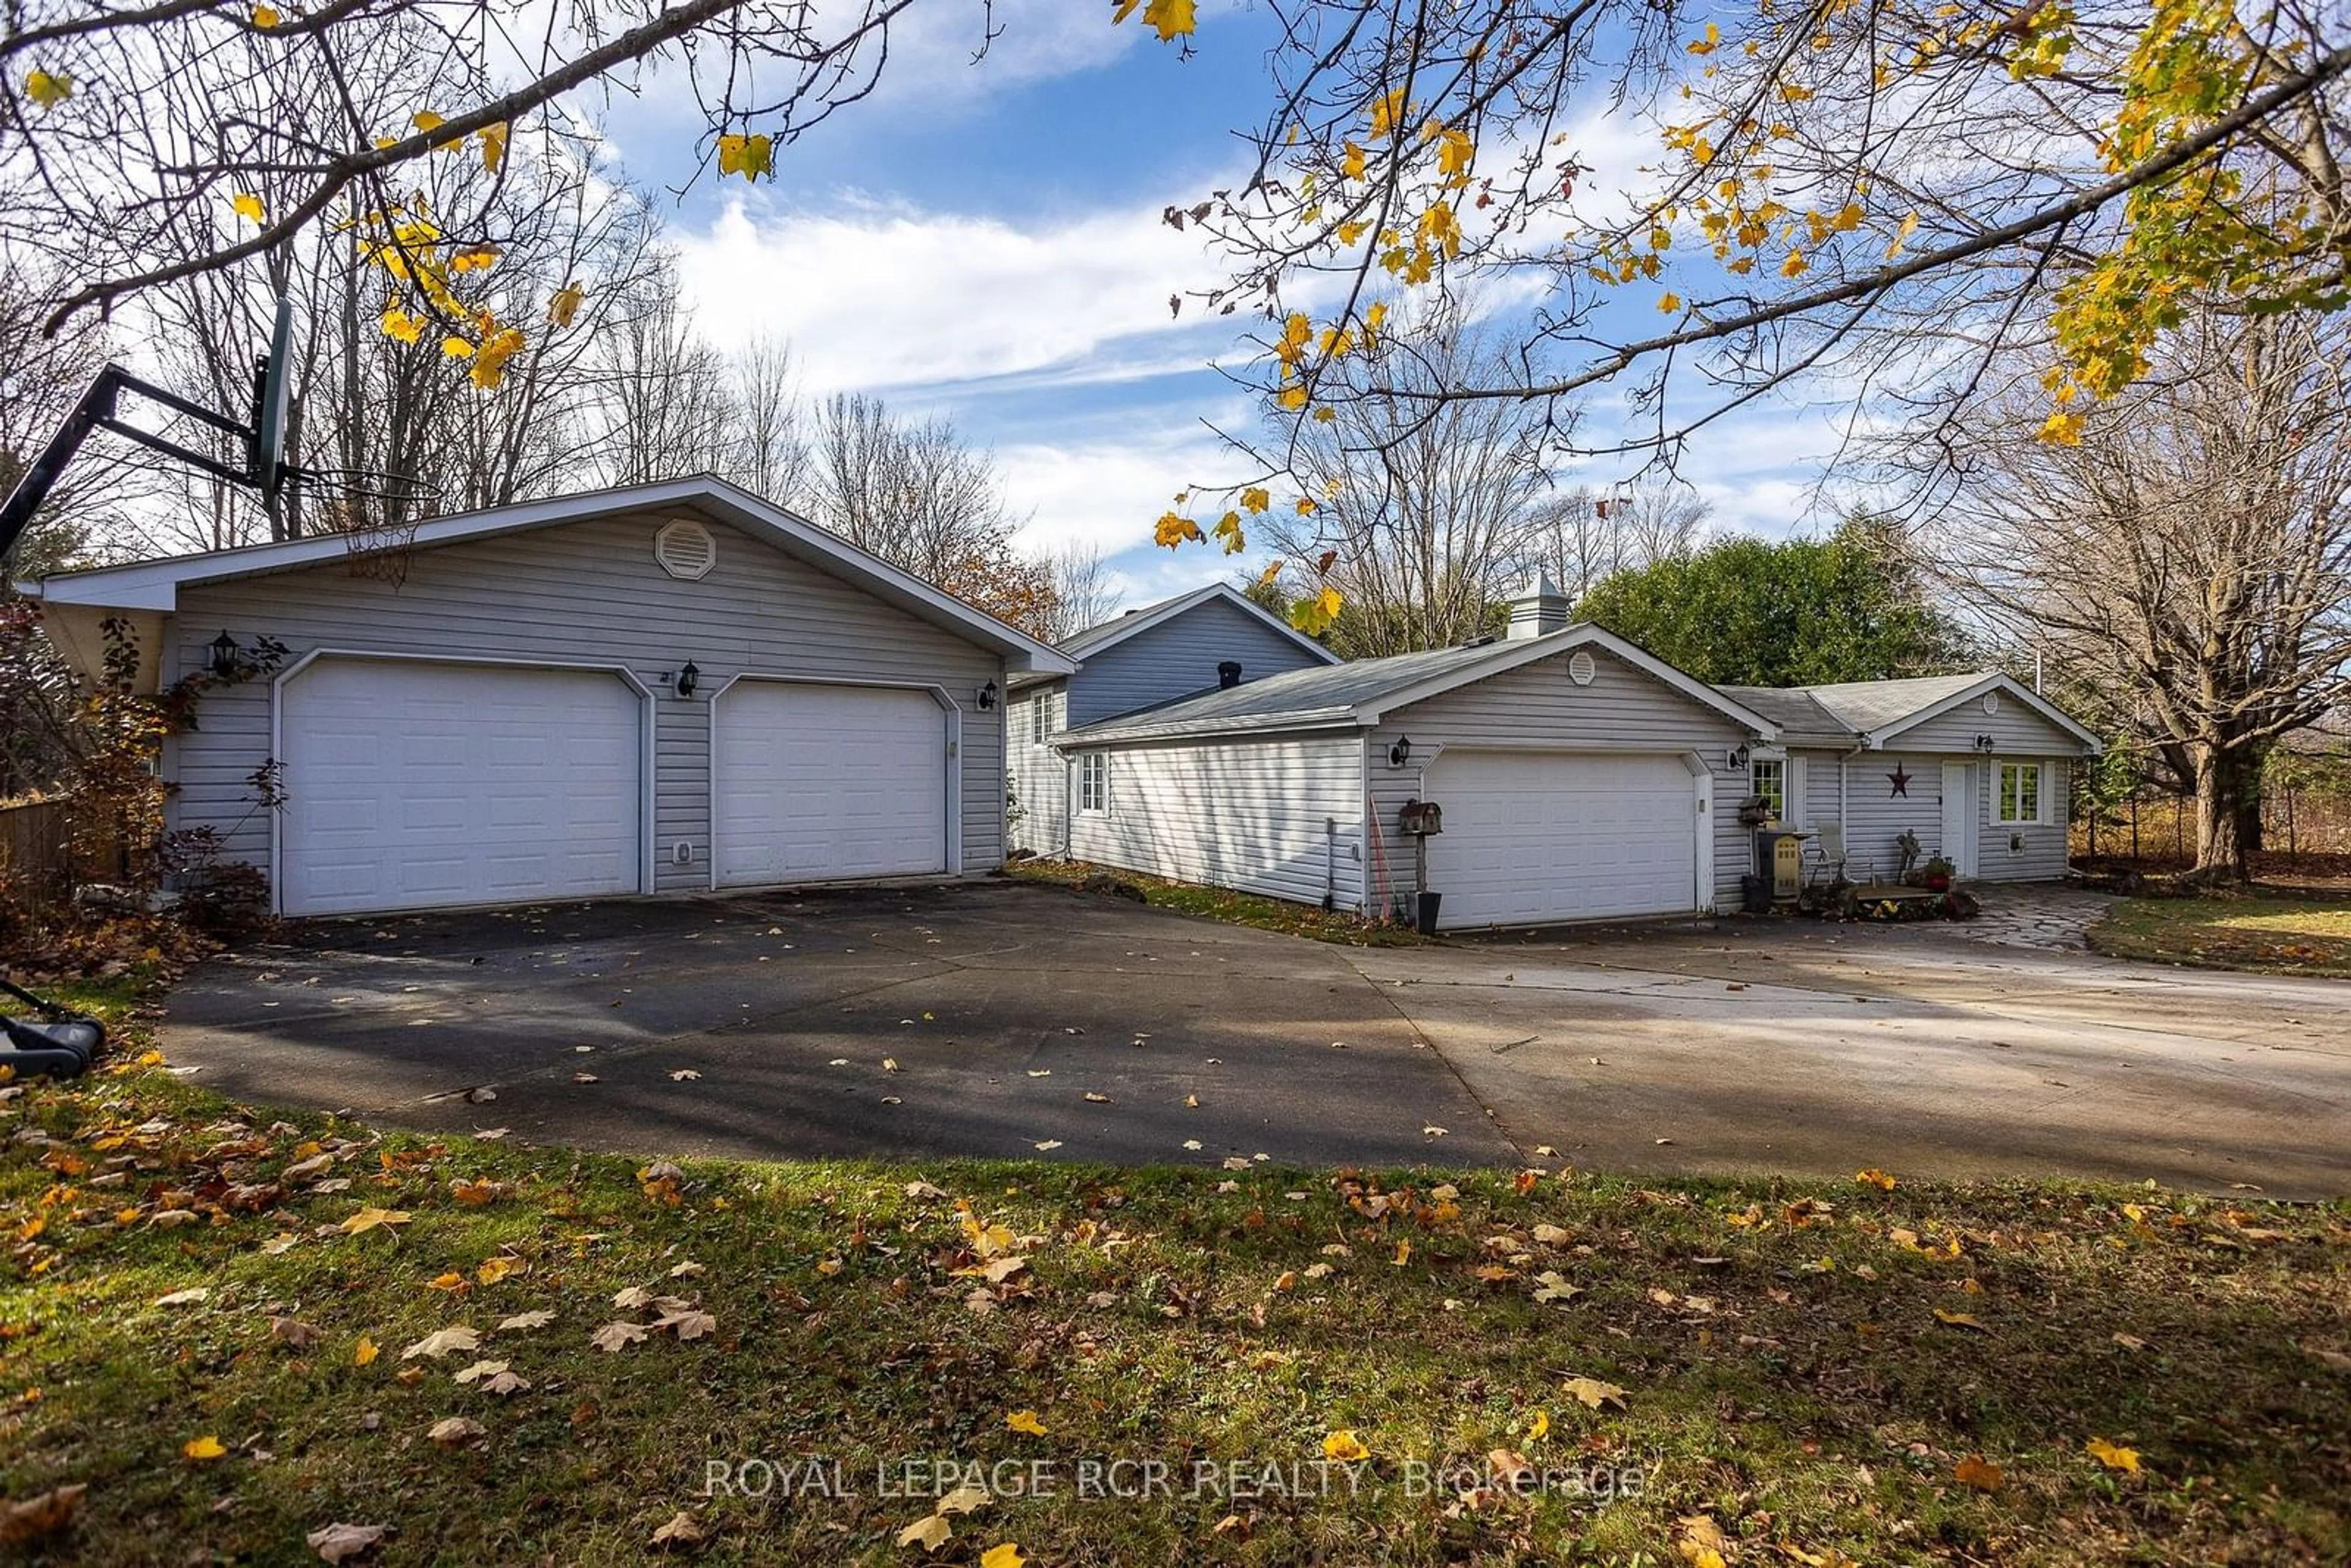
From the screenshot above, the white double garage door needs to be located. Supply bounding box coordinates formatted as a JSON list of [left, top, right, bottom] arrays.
[[1422, 749, 1707, 929], [279, 658, 948, 917]]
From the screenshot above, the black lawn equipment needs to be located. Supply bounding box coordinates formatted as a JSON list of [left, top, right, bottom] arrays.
[[1, 978, 107, 1080]]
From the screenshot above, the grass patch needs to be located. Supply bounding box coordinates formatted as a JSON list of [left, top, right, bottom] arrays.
[[1, 985, 2346, 1564], [2090, 892, 2351, 977], [1005, 859, 1428, 947]]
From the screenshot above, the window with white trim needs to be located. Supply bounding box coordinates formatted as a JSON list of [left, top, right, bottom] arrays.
[[1750, 757, 1786, 822], [1079, 752, 1108, 814], [1997, 761, 2043, 824], [1030, 691, 1049, 745]]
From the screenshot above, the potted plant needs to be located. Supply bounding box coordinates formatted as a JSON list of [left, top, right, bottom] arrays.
[[1921, 855, 1955, 893]]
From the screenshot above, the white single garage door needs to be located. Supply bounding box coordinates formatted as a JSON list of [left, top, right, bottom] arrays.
[[713, 681, 947, 887], [280, 659, 643, 916], [1425, 751, 1698, 928]]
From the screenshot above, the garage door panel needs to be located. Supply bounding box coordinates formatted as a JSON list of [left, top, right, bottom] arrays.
[[282, 660, 642, 917], [715, 683, 946, 887], [1428, 751, 1696, 928]]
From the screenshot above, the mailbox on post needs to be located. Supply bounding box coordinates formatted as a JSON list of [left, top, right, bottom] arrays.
[[1399, 800, 1444, 934], [1398, 799, 1443, 836]]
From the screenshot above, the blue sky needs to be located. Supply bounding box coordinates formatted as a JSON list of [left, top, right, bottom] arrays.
[[600, 2, 1858, 612]]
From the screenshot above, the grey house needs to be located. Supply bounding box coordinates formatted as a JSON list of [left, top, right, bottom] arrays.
[[1006, 583, 1339, 857], [23, 478, 1075, 917], [1049, 580, 2100, 930], [1718, 674, 2102, 885]]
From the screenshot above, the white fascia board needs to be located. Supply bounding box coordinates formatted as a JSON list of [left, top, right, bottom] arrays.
[[1052, 708, 1361, 749]]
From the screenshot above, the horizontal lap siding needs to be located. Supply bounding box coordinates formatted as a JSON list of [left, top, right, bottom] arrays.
[[168, 511, 1007, 895], [1835, 752, 1956, 881], [1977, 756, 2069, 880], [1067, 735, 1363, 909], [1368, 647, 1747, 912], [1007, 683, 1069, 856], [1068, 598, 1333, 727]]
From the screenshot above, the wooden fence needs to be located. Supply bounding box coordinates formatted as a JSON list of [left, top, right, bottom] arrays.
[[0, 797, 96, 921], [2074, 787, 2351, 860]]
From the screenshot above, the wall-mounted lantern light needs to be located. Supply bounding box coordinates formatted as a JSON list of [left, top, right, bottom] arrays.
[[673, 661, 700, 700], [1728, 743, 1750, 772], [1972, 733, 1997, 753], [209, 629, 241, 679], [977, 680, 998, 711], [1388, 736, 1413, 768]]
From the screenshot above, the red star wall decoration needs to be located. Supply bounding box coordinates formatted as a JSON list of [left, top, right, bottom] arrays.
[[1887, 763, 1911, 797]]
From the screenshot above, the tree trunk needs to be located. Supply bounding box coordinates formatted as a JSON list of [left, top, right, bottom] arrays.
[[2191, 748, 2254, 882]]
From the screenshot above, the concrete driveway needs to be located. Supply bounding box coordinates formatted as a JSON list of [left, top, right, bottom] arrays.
[[160, 882, 2351, 1196]]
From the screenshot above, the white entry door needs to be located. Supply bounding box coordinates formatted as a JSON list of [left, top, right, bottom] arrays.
[[1940, 760, 1979, 876], [280, 658, 643, 916], [1425, 751, 1700, 928], [713, 681, 948, 887]]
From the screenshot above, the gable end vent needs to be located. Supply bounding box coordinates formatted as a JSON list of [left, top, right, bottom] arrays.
[[654, 518, 717, 580], [1566, 650, 1597, 686]]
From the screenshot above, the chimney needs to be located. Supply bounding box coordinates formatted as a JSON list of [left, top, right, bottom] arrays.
[[1504, 572, 1570, 640], [1217, 660, 1243, 689]]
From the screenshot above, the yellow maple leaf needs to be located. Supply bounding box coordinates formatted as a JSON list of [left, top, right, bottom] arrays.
[[1953, 1454, 2004, 1491], [1240, 486, 1271, 514], [1153, 511, 1204, 549], [1780, 247, 1808, 277], [182, 1435, 227, 1461], [980, 1547, 1026, 1568], [478, 121, 508, 173], [1855, 1168, 1896, 1191], [440, 336, 474, 360], [338, 1206, 411, 1235], [411, 108, 444, 135], [354, 1336, 379, 1365], [898, 1515, 951, 1551], [1688, 22, 1721, 56], [2085, 1436, 2142, 1474], [476, 1256, 520, 1286], [25, 70, 72, 108], [1005, 1409, 1048, 1436], [1139, 0, 1195, 42], [1342, 140, 1366, 180], [2038, 409, 2084, 446], [251, 4, 280, 27], [231, 192, 266, 223], [1322, 1430, 1370, 1461], [1659, 291, 1682, 313], [547, 281, 585, 328], [1277, 383, 1310, 411], [717, 132, 774, 182], [452, 1177, 501, 1206], [1255, 559, 1284, 589], [1526, 1409, 1550, 1442], [380, 307, 422, 344]]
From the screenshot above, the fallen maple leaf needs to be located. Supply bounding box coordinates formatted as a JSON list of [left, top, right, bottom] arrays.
[[650, 1509, 706, 1548], [497, 1310, 555, 1330], [1532, 1223, 1574, 1245], [1674, 1513, 1733, 1567], [452, 1359, 510, 1384], [401, 1325, 481, 1360], [937, 1480, 989, 1515], [1855, 1168, 1897, 1191], [338, 1206, 411, 1237], [655, 1306, 718, 1341], [1561, 1375, 1627, 1410], [2086, 1436, 2142, 1474], [898, 1515, 951, 1552], [353, 1336, 379, 1366], [153, 1286, 210, 1307], [668, 1069, 702, 1082], [1532, 1270, 1582, 1304], [270, 1316, 325, 1348], [591, 1320, 650, 1353], [427, 1415, 485, 1446], [451, 1177, 503, 1206], [613, 1286, 654, 1310], [183, 1435, 227, 1461], [1322, 1430, 1370, 1461], [980, 1545, 1025, 1568], [1932, 1308, 1988, 1332], [306, 1521, 386, 1563], [1954, 1454, 2004, 1491], [476, 1256, 523, 1286]]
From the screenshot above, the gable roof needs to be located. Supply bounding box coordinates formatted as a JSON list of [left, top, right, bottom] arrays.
[[1717, 672, 2101, 752], [1057, 623, 1777, 746], [1057, 582, 1344, 667], [17, 475, 1078, 675]]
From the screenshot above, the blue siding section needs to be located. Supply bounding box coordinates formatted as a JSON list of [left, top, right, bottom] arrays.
[[1067, 596, 1333, 726]]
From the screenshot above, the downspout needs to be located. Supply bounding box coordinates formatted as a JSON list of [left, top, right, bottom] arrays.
[[1323, 818, 1337, 912]]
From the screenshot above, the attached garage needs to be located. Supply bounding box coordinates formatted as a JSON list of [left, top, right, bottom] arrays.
[[1059, 595, 1772, 928], [25, 477, 1076, 918], [711, 680, 951, 887], [1422, 751, 1704, 928], [279, 657, 646, 917]]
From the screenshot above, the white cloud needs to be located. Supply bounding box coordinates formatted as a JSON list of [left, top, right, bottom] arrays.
[[672, 197, 1244, 397]]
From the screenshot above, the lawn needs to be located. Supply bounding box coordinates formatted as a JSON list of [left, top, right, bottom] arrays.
[[1, 980, 2345, 1565], [1006, 859, 1428, 946], [2090, 892, 2351, 977]]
